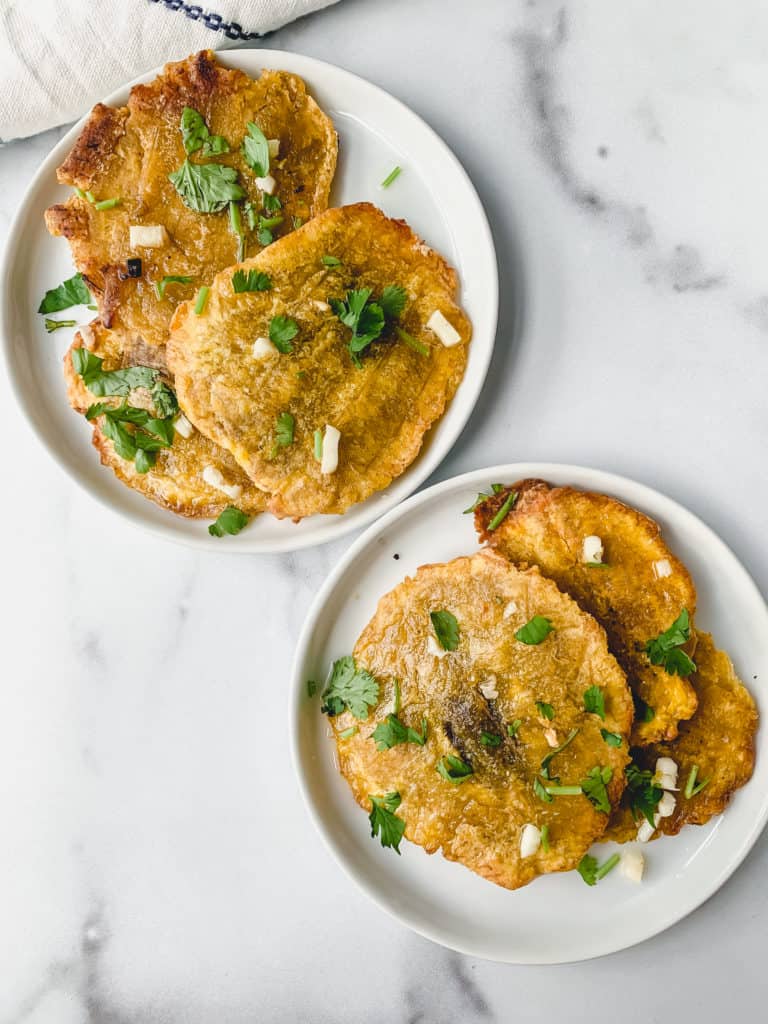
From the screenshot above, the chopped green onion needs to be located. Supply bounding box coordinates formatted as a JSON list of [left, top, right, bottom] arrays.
[[339, 726, 358, 739], [87, 304, 98, 310], [684, 764, 711, 798], [84, 190, 95, 203], [94, 197, 121, 210], [487, 491, 518, 531], [313, 428, 323, 461], [322, 255, 341, 267], [545, 785, 582, 796], [595, 853, 620, 881], [540, 824, 550, 852], [74, 187, 87, 200], [395, 326, 429, 356], [380, 165, 402, 188], [154, 275, 193, 299], [194, 286, 210, 315], [229, 201, 245, 261], [292, 216, 303, 229], [507, 719, 522, 738]]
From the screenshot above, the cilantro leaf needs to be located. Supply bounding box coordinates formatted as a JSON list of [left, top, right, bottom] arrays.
[[368, 792, 406, 854], [534, 776, 554, 803], [577, 854, 598, 886], [85, 401, 174, 472], [150, 378, 179, 419], [169, 159, 245, 213], [507, 719, 522, 738], [208, 507, 249, 537], [436, 754, 473, 784], [583, 685, 606, 720], [372, 713, 427, 750], [580, 765, 613, 814], [181, 107, 208, 154], [321, 656, 379, 719], [480, 731, 502, 748], [600, 729, 623, 748], [430, 610, 459, 651], [540, 727, 579, 778], [263, 194, 282, 213], [274, 411, 294, 448], [71, 347, 178, 419], [645, 609, 697, 677], [329, 287, 396, 363], [232, 269, 272, 293], [536, 701, 555, 720], [515, 616, 554, 645], [634, 696, 655, 723], [269, 315, 298, 353], [379, 284, 407, 319], [241, 121, 270, 177], [38, 273, 91, 314], [625, 763, 663, 827], [155, 275, 193, 299], [322, 255, 341, 267]]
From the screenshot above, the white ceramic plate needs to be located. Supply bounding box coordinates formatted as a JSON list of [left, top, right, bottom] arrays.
[[291, 463, 768, 963], [0, 50, 497, 552]]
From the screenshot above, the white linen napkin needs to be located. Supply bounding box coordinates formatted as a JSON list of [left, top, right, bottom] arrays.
[[0, 0, 340, 142]]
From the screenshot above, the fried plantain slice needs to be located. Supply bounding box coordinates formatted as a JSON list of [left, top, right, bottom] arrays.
[[167, 203, 471, 519], [604, 633, 758, 842], [66, 320, 267, 519], [45, 50, 337, 348], [476, 479, 698, 746], [329, 550, 632, 890]]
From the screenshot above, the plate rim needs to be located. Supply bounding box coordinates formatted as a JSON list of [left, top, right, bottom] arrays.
[[0, 47, 498, 553], [289, 461, 768, 964]]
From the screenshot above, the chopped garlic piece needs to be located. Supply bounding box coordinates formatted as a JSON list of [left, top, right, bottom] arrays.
[[320, 425, 340, 474], [426, 309, 461, 347], [582, 535, 604, 564], [478, 677, 498, 699], [502, 600, 518, 619], [252, 336, 279, 359], [267, 138, 280, 158], [312, 300, 331, 312], [655, 757, 678, 790], [129, 224, 167, 248], [201, 465, 242, 501], [636, 819, 656, 843], [427, 634, 449, 659], [653, 558, 672, 578], [543, 727, 559, 748], [658, 773, 678, 792], [520, 823, 541, 858], [255, 174, 276, 195], [620, 848, 645, 883], [657, 791, 676, 818], [174, 413, 194, 439]]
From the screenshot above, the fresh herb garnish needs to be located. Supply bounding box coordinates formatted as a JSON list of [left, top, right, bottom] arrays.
[[372, 713, 427, 750], [480, 731, 502, 748], [229, 201, 245, 260], [329, 285, 406, 365], [321, 656, 379, 719], [634, 697, 655, 723], [208, 507, 249, 537], [322, 255, 341, 267], [292, 216, 303, 229], [263, 194, 282, 213], [583, 685, 606, 720], [71, 347, 178, 417], [625, 764, 662, 826], [379, 285, 407, 319], [274, 411, 295, 448], [430, 610, 459, 651], [393, 679, 402, 715], [339, 726, 359, 740], [507, 719, 522, 738], [487, 490, 518, 531], [380, 165, 402, 188], [38, 273, 91, 314], [436, 754, 473, 784], [368, 792, 406, 853], [463, 485, 504, 515], [232, 269, 272, 293], [313, 428, 323, 461], [580, 766, 613, 814], [394, 327, 429, 356], [269, 315, 298, 353], [44, 317, 77, 333], [257, 214, 283, 246], [155, 275, 193, 299], [540, 727, 579, 778], [600, 729, 623, 748], [577, 852, 620, 886], [168, 160, 244, 213], [540, 824, 551, 852], [684, 764, 711, 798], [535, 701, 555, 720], [94, 197, 120, 210], [85, 401, 174, 473], [241, 121, 270, 177], [194, 286, 210, 315], [645, 609, 696, 677], [515, 616, 554, 645], [180, 107, 229, 156], [534, 777, 554, 803]]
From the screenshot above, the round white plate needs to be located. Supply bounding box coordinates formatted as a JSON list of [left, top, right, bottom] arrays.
[[291, 463, 768, 963], [0, 50, 497, 552]]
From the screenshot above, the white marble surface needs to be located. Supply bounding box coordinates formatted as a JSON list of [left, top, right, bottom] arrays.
[[1, 0, 767, 1020]]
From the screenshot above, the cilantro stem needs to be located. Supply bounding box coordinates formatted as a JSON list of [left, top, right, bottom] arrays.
[[380, 165, 402, 188], [595, 853, 620, 881], [540, 824, 550, 852], [94, 197, 120, 210], [194, 286, 209, 316], [395, 326, 429, 356], [84, 190, 95, 203], [393, 678, 401, 715], [487, 491, 518, 531], [313, 428, 323, 462], [545, 785, 582, 796]]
